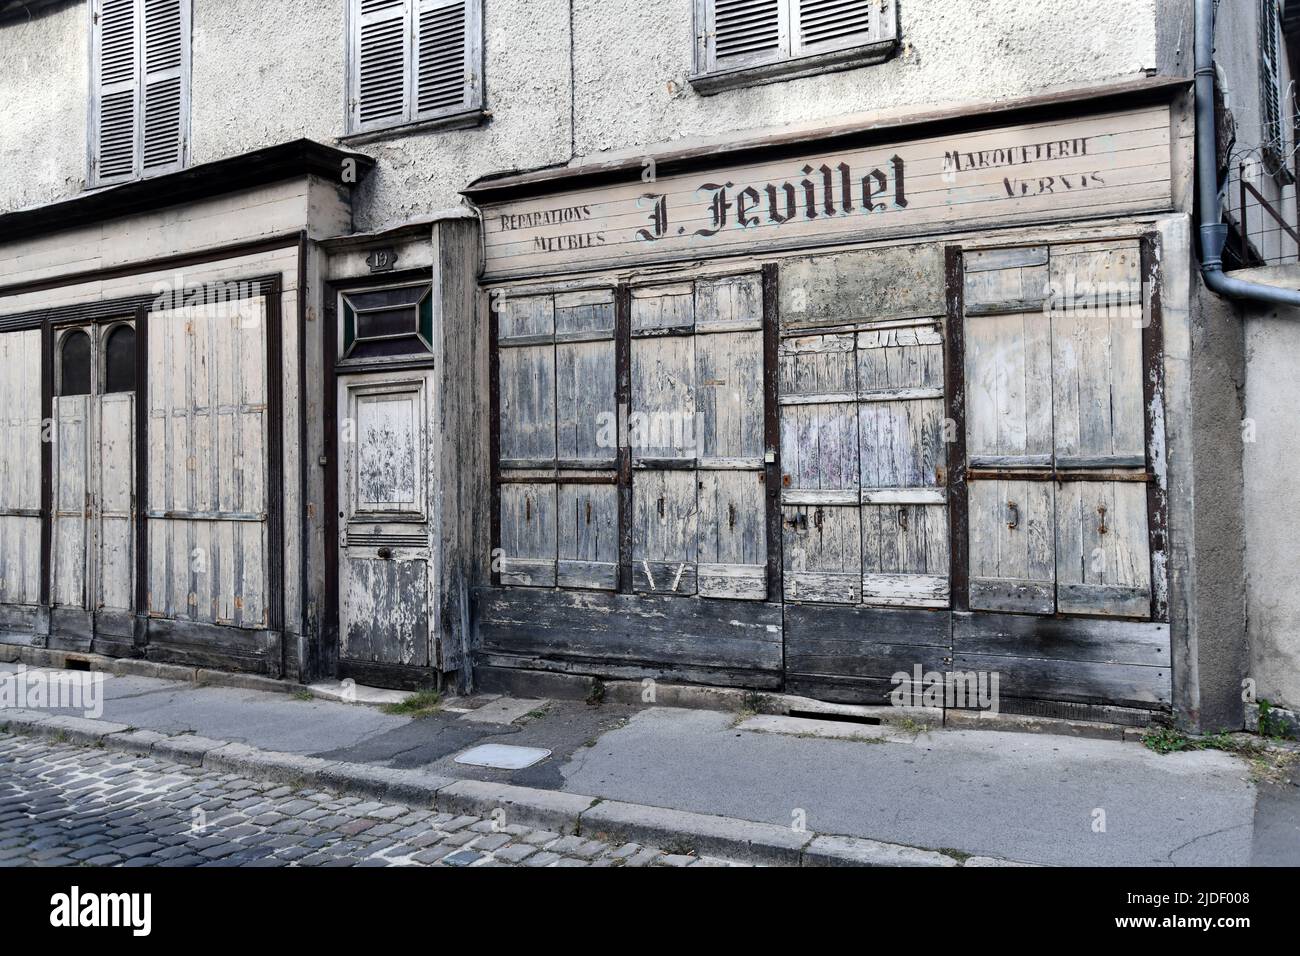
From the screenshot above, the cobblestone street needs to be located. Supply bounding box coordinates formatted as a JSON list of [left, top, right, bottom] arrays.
[[0, 734, 734, 868]]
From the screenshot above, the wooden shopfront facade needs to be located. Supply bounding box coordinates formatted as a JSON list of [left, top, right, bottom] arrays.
[[464, 78, 1188, 724]]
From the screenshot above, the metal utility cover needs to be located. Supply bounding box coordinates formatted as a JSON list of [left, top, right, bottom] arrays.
[[453, 743, 552, 769]]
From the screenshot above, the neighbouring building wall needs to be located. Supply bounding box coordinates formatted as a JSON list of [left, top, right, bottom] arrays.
[[1214, 0, 1299, 265], [1236, 266, 1300, 717], [2, 0, 1169, 234]]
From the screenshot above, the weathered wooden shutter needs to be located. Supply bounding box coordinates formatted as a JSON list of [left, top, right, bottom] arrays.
[[779, 332, 861, 603], [497, 294, 557, 586], [415, 0, 481, 118], [354, 0, 410, 131], [962, 242, 1153, 619], [1260, 0, 1283, 145], [963, 247, 1056, 613], [149, 299, 268, 628], [631, 284, 699, 594], [1048, 242, 1151, 617], [695, 275, 766, 600], [92, 0, 139, 184], [0, 331, 43, 607], [792, 0, 888, 57], [857, 324, 949, 607], [140, 0, 186, 173], [703, 0, 788, 72], [554, 290, 618, 591]]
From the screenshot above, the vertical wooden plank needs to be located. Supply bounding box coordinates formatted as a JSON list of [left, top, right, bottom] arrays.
[[1141, 234, 1169, 622], [97, 391, 134, 613], [615, 284, 633, 593], [945, 246, 969, 610], [762, 263, 782, 605]]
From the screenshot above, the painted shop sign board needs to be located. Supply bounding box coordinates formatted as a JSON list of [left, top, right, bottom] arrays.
[[479, 105, 1172, 278]]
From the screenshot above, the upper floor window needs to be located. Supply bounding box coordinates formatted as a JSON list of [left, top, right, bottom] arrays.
[[346, 0, 484, 136], [89, 0, 191, 187], [1260, 0, 1287, 161], [691, 0, 898, 94]]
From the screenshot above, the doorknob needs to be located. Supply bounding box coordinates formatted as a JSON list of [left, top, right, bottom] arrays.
[[376, 546, 392, 560], [1006, 501, 1019, 530]]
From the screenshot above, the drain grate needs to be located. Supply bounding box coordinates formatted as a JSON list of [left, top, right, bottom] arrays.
[[786, 709, 882, 726]]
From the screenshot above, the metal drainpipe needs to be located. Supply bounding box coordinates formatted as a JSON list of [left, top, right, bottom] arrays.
[[1196, 0, 1300, 305]]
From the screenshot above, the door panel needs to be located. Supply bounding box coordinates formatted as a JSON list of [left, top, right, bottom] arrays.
[[632, 469, 698, 595], [1055, 480, 1151, 617], [964, 310, 1053, 465], [499, 482, 557, 586], [556, 483, 617, 590], [697, 469, 766, 599], [1049, 242, 1145, 466], [861, 501, 949, 607], [968, 479, 1055, 613], [338, 371, 435, 667]]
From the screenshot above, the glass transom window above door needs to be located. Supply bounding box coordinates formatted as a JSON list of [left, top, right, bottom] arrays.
[[339, 284, 434, 362], [962, 241, 1153, 619]]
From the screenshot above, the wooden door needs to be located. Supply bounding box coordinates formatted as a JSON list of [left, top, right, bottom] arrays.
[[49, 323, 137, 646], [337, 370, 436, 667]]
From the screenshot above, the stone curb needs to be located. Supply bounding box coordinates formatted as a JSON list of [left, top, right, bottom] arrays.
[[0, 710, 1036, 867]]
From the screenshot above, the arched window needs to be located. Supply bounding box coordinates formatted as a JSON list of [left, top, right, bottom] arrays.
[[104, 325, 136, 393], [59, 330, 92, 396]]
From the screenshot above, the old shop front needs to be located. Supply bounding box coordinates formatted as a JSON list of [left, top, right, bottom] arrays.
[[464, 78, 1189, 724]]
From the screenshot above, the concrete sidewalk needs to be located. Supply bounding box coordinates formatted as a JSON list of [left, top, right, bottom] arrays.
[[2, 661, 1296, 866]]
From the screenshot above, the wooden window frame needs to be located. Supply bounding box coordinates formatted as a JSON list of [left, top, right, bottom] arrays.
[[689, 0, 899, 96], [344, 0, 485, 138], [86, 0, 192, 188]]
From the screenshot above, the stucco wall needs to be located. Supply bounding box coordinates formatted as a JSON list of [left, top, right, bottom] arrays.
[[1237, 266, 1300, 715], [2, 0, 1167, 233], [0, 3, 88, 211]]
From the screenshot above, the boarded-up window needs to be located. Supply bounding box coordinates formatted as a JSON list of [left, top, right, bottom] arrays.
[[90, 0, 190, 186], [348, 0, 484, 134], [494, 276, 768, 601], [963, 241, 1152, 619]]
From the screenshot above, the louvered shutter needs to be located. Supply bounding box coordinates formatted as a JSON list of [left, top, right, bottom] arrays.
[[1260, 0, 1282, 145], [141, 0, 187, 174], [353, 0, 411, 131], [415, 0, 481, 118], [92, 0, 138, 184], [704, 0, 788, 72], [791, 0, 890, 57]]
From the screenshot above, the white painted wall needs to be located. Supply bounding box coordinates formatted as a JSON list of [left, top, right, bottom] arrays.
[[1, 0, 1173, 234]]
